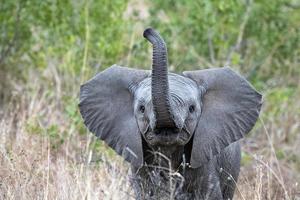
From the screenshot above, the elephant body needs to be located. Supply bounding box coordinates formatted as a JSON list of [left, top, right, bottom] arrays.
[[79, 28, 262, 200], [131, 142, 241, 200]]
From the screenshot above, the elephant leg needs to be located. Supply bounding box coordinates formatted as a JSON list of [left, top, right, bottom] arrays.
[[217, 142, 241, 200], [222, 180, 237, 200], [193, 180, 223, 200]]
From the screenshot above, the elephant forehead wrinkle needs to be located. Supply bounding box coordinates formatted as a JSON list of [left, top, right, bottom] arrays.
[[169, 74, 198, 95], [135, 79, 151, 101], [169, 84, 199, 103], [135, 74, 199, 105], [170, 92, 185, 106]]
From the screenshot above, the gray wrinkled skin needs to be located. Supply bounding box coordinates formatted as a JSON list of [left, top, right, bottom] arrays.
[[79, 65, 262, 200], [79, 65, 262, 199], [131, 74, 241, 199], [134, 74, 200, 147], [79, 29, 262, 200]]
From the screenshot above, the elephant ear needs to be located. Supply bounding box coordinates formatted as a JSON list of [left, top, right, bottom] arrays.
[[183, 67, 262, 168], [79, 65, 149, 167]]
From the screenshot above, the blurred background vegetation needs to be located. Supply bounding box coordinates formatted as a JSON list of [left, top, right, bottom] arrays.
[[0, 0, 299, 199]]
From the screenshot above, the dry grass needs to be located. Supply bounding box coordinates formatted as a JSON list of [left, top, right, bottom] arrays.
[[0, 70, 135, 200], [0, 66, 299, 200]]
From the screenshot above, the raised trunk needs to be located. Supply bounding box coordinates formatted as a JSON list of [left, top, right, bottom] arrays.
[[143, 28, 175, 128]]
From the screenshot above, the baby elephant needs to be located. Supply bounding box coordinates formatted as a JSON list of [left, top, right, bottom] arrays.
[[79, 28, 262, 199]]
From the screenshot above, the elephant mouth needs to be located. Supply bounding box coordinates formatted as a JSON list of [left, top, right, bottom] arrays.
[[144, 128, 191, 146]]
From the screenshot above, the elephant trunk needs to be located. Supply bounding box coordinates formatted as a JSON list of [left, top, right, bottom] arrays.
[[143, 28, 175, 128]]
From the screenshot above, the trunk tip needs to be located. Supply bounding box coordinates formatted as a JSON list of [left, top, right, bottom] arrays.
[[143, 28, 155, 39]]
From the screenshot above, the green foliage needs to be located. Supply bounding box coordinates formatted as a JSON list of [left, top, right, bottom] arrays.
[[1, 0, 128, 75], [241, 151, 253, 166], [2, 0, 299, 80], [26, 119, 64, 149], [64, 96, 86, 135], [147, 0, 300, 79], [89, 139, 117, 159], [276, 149, 286, 160], [264, 87, 296, 118]]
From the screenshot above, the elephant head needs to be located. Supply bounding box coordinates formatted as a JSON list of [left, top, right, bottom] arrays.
[[79, 28, 262, 168]]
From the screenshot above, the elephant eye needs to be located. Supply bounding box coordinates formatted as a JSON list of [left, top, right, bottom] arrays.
[[189, 105, 195, 113], [139, 105, 145, 113]]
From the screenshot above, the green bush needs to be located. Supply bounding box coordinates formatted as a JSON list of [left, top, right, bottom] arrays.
[[146, 0, 299, 81], [1, 0, 128, 75]]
